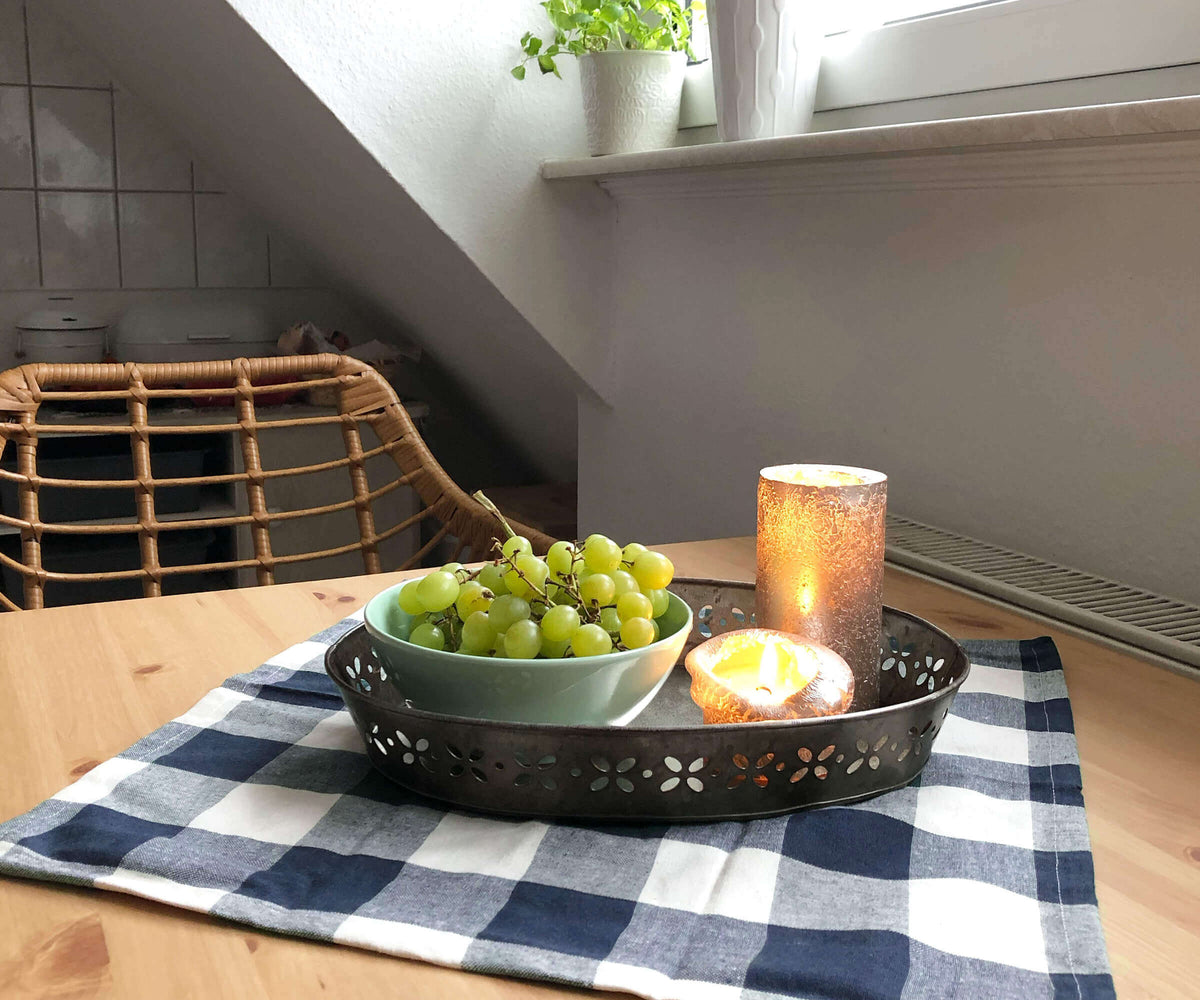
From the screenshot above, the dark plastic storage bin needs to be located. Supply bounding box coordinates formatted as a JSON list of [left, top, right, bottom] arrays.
[[0, 528, 228, 608], [0, 437, 208, 523]]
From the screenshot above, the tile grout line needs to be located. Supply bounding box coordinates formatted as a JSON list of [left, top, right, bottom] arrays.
[[190, 161, 199, 287], [110, 84, 123, 288], [21, 2, 43, 288]]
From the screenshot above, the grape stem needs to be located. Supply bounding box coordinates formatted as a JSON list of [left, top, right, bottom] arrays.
[[471, 490, 517, 541]]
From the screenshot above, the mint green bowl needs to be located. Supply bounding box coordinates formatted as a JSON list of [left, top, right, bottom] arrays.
[[363, 580, 693, 726]]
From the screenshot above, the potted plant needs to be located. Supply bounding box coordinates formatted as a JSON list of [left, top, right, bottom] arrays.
[[513, 0, 698, 156]]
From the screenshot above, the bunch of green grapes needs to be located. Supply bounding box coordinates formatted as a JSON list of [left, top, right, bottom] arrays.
[[395, 533, 676, 659]]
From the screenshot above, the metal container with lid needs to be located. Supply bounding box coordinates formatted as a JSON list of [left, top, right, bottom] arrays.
[[16, 310, 108, 364]]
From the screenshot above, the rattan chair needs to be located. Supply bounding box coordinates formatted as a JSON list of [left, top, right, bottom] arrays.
[[0, 354, 554, 611]]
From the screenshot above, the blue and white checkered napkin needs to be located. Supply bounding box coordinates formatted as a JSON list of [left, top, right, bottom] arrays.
[[0, 613, 1114, 1000]]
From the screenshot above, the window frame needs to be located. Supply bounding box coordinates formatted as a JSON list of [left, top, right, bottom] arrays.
[[819, 0, 1200, 111]]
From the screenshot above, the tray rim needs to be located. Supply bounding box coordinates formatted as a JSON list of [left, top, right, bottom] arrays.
[[324, 577, 972, 735]]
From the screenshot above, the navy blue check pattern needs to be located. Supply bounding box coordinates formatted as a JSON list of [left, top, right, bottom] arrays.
[[0, 615, 1114, 1000]]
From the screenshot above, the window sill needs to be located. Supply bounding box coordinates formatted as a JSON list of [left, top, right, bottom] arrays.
[[541, 93, 1200, 192]]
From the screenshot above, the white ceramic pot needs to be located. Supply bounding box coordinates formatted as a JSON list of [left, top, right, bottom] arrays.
[[709, 0, 825, 141], [579, 50, 686, 156]]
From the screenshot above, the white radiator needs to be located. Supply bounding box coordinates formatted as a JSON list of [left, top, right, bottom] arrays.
[[885, 515, 1200, 675]]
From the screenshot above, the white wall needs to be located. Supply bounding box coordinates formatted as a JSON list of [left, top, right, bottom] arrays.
[[50, 0, 609, 480], [579, 179, 1200, 604]]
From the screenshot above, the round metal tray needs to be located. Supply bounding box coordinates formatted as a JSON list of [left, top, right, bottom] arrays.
[[325, 578, 970, 821]]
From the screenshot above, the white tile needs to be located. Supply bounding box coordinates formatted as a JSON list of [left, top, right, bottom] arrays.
[[194, 193, 268, 287], [639, 839, 781, 924], [96, 867, 229, 912], [0, 0, 27, 84], [913, 783, 1034, 849], [268, 232, 324, 287], [113, 89, 192, 191], [26, 4, 111, 87], [190, 782, 340, 846], [38, 191, 118, 288], [0, 190, 38, 288], [405, 813, 548, 881], [334, 915, 473, 965], [192, 159, 225, 192], [934, 713, 1030, 766], [33, 87, 113, 188], [295, 711, 366, 754], [117, 192, 194, 288], [173, 686, 253, 729], [53, 757, 149, 805], [909, 877, 1048, 972], [0, 85, 32, 185]]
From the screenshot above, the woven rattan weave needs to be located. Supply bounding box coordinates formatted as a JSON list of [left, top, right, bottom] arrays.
[[0, 355, 552, 611]]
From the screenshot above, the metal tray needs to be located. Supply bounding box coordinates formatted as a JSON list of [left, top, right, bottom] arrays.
[[325, 578, 970, 821]]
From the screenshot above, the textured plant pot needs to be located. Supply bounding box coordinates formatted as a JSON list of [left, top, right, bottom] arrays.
[[708, 0, 825, 141], [579, 50, 686, 156]]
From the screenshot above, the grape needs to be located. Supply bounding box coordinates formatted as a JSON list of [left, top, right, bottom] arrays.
[[416, 570, 460, 612], [505, 552, 549, 598], [397, 580, 425, 615], [621, 542, 648, 565], [616, 591, 654, 622], [620, 617, 655, 649], [632, 551, 674, 591], [455, 580, 491, 619], [541, 604, 581, 642], [489, 593, 531, 633], [504, 619, 542, 659], [571, 623, 612, 657], [610, 569, 639, 597], [583, 534, 622, 574], [409, 622, 445, 650], [501, 535, 532, 560], [579, 573, 615, 608], [461, 610, 495, 652], [546, 540, 577, 578], [476, 562, 508, 596], [540, 635, 570, 659], [395, 532, 674, 658]]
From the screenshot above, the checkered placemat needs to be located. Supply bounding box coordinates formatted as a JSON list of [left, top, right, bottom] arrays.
[[0, 613, 1114, 999]]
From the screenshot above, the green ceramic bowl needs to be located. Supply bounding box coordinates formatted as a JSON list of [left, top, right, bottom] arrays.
[[363, 580, 693, 726]]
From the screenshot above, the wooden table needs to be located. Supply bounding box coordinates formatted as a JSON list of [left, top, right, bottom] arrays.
[[1, 538, 1196, 999]]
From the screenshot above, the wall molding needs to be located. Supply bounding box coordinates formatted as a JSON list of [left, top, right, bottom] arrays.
[[590, 134, 1200, 200]]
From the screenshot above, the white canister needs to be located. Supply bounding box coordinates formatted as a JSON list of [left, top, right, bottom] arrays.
[[709, 0, 825, 141], [15, 310, 108, 364]]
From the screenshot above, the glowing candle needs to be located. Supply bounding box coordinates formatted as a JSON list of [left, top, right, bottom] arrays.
[[757, 464, 886, 712], [684, 628, 854, 724]]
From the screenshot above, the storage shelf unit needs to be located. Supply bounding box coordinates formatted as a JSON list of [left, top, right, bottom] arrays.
[[0, 401, 427, 608]]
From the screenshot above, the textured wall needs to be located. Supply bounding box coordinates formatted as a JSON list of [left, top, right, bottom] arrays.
[[49, 0, 609, 480], [579, 182, 1200, 604]]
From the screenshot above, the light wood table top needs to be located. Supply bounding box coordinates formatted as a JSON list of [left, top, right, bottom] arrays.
[[1, 537, 1196, 999]]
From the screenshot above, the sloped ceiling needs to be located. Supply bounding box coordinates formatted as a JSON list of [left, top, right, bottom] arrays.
[[48, 0, 615, 481]]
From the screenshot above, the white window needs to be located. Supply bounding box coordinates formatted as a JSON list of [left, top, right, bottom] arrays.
[[687, 1, 1200, 129]]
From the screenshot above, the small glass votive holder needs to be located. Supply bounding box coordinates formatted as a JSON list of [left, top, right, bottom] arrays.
[[684, 627, 854, 725]]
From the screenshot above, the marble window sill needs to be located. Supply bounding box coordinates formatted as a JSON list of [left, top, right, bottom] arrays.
[[541, 94, 1200, 182]]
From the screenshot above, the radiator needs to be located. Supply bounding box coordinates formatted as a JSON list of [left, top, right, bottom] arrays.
[[885, 514, 1200, 675]]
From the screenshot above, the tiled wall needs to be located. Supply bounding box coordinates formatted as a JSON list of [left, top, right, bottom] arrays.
[[0, 0, 321, 291]]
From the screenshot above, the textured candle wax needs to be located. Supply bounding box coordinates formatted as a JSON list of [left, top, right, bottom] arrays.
[[685, 627, 854, 725], [757, 465, 887, 712]]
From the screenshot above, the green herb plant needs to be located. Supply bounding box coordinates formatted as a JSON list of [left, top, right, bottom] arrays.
[[512, 0, 699, 80]]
